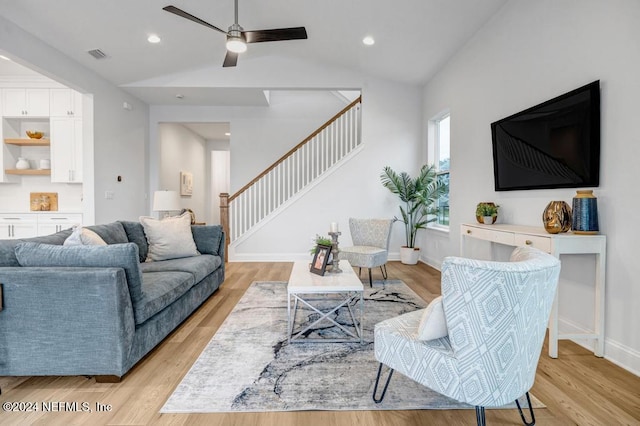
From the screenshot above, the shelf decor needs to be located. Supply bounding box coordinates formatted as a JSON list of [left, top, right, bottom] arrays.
[[572, 190, 599, 234], [542, 201, 572, 234]]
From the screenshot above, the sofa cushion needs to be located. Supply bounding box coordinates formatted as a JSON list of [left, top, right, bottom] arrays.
[[190, 225, 223, 256], [85, 222, 129, 245], [135, 271, 195, 325], [139, 254, 222, 284], [139, 212, 199, 262], [119, 221, 148, 263], [0, 229, 72, 267], [63, 226, 107, 246], [14, 242, 145, 309], [417, 296, 448, 341]]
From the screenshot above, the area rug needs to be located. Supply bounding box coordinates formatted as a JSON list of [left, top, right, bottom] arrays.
[[161, 280, 542, 413]]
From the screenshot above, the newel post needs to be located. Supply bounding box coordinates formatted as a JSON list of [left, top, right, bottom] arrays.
[[219, 193, 230, 262]]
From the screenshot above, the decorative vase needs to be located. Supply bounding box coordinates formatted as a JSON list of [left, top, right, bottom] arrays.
[[15, 157, 30, 170], [476, 202, 498, 224], [400, 247, 420, 265], [543, 201, 572, 234], [571, 190, 599, 234]]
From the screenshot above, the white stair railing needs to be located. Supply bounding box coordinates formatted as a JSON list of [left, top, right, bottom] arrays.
[[220, 96, 361, 246]]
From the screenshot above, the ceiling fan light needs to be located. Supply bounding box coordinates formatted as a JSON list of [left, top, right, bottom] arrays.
[[226, 37, 247, 53]]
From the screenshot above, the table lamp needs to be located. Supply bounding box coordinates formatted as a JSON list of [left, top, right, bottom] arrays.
[[152, 190, 180, 218]]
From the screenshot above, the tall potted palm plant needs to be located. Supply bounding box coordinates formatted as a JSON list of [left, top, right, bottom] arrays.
[[380, 164, 448, 264]]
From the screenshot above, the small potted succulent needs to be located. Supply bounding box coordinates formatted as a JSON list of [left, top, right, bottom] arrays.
[[476, 203, 499, 225]]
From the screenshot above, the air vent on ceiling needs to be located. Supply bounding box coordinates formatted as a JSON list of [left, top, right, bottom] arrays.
[[87, 49, 107, 59]]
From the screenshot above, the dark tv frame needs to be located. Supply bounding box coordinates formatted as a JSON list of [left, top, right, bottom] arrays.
[[491, 80, 600, 191]]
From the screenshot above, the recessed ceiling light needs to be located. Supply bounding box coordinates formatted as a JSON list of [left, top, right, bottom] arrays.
[[224, 132, 231, 136], [362, 36, 375, 46], [175, 94, 184, 99], [147, 34, 161, 44], [0, 55, 11, 61]]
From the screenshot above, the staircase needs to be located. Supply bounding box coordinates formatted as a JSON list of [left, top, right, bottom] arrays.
[[220, 96, 362, 252]]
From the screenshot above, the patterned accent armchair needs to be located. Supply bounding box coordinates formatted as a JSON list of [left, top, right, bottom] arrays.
[[373, 246, 561, 426], [340, 218, 393, 287]]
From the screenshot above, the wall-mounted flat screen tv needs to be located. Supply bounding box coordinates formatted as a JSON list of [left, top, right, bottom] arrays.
[[491, 80, 600, 191]]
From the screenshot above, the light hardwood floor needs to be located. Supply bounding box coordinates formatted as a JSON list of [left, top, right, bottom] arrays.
[[1, 261, 639, 425]]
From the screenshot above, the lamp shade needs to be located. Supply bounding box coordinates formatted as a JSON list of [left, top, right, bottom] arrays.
[[152, 190, 180, 212]]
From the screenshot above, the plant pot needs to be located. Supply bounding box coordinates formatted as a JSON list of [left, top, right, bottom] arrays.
[[400, 246, 420, 265], [482, 216, 494, 225]]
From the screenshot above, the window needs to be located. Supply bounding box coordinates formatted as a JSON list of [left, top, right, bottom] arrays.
[[429, 113, 450, 228]]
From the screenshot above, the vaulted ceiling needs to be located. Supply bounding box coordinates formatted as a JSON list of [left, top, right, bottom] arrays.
[[0, 0, 508, 103]]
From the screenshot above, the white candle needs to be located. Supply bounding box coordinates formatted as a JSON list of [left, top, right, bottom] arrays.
[[330, 222, 339, 233]]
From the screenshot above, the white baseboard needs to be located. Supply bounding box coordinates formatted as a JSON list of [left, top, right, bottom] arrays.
[[559, 318, 640, 377]]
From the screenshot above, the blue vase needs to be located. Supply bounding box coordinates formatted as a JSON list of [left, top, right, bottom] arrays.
[[571, 190, 599, 234]]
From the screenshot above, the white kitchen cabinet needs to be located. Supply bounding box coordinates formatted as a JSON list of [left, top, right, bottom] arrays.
[[50, 117, 83, 183], [2, 88, 50, 117], [0, 214, 38, 239], [50, 88, 83, 117], [37, 213, 82, 235]]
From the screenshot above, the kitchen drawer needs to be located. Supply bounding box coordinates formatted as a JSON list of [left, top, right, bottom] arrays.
[[37, 213, 82, 224]]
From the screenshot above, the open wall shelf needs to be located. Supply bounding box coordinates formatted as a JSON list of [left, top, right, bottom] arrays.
[[5, 169, 51, 175], [4, 138, 50, 146]]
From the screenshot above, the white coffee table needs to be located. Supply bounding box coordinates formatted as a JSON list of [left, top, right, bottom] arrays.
[[287, 259, 364, 344]]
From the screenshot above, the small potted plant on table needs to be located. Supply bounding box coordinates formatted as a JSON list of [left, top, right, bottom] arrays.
[[476, 202, 499, 225]]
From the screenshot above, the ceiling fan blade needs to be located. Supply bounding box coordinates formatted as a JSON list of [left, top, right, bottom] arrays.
[[223, 51, 239, 67], [163, 5, 227, 34], [243, 27, 307, 43]]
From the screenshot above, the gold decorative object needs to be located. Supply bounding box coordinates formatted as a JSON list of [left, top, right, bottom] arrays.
[[26, 131, 44, 139], [542, 201, 572, 234]]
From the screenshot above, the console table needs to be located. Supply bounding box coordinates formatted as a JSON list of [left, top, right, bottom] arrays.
[[460, 223, 606, 358]]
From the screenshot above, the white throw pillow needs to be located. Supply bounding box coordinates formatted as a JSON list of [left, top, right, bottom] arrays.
[[416, 296, 448, 341], [64, 226, 107, 246], [139, 212, 199, 262]]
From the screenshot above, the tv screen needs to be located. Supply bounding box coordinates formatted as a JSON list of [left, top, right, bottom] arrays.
[[491, 80, 600, 191]]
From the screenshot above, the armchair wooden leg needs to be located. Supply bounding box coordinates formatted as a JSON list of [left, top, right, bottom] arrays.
[[475, 406, 486, 426], [372, 362, 394, 403], [516, 392, 536, 425]]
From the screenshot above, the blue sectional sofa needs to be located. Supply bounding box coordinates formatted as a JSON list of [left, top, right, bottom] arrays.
[[0, 221, 225, 382]]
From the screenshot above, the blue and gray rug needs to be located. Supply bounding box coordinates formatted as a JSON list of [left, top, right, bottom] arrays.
[[161, 280, 541, 413]]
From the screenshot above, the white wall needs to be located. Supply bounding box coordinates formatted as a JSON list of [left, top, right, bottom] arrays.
[[0, 15, 149, 224], [158, 123, 206, 221], [232, 78, 423, 260], [209, 145, 230, 225], [151, 83, 422, 260], [420, 0, 640, 374]]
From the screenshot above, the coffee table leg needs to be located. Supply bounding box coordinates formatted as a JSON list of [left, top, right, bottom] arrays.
[[360, 291, 364, 344], [287, 292, 291, 343]]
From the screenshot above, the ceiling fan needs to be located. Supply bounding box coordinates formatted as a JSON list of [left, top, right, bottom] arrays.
[[163, 0, 307, 67]]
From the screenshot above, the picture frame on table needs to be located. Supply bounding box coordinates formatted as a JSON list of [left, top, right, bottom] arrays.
[[310, 244, 332, 276]]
